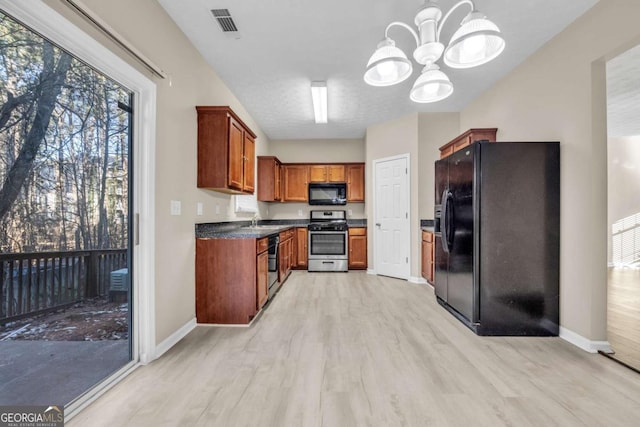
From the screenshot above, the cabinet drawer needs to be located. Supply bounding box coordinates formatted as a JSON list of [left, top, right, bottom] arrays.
[[349, 227, 366, 236], [422, 231, 433, 242], [256, 237, 268, 254], [279, 228, 294, 241]]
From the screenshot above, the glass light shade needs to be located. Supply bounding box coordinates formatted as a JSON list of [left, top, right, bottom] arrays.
[[364, 39, 413, 87], [409, 65, 453, 103], [443, 14, 505, 69]]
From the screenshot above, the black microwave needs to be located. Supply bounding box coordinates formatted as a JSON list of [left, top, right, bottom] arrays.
[[308, 182, 347, 205]]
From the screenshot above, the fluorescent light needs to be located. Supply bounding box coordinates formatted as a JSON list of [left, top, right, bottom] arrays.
[[311, 81, 327, 124]]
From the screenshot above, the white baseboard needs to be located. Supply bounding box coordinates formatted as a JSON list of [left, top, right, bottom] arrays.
[[366, 268, 376, 275], [153, 317, 197, 360], [559, 327, 612, 353], [409, 276, 427, 284]]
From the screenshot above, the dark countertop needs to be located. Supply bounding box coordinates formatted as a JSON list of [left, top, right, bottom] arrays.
[[421, 219, 434, 233], [196, 219, 367, 239]]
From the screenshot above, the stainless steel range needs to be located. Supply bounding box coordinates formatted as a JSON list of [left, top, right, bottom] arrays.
[[308, 210, 348, 272]]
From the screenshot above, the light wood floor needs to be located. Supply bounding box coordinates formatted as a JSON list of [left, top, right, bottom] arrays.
[[70, 272, 640, 426], [608, 267, 640, 370]]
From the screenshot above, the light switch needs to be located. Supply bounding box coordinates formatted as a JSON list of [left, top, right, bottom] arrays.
[[170, 200, 181, 216], [348, 209, 353, 217], [197, 202, 203, 216]]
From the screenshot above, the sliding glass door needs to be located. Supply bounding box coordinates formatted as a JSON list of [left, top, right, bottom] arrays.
[[0, 9, 133, 405]]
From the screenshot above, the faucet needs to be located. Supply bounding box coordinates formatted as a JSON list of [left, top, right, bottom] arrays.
[[251, 214, 258, 228]]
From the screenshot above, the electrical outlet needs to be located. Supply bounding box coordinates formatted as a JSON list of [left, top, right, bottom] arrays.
[[170, 200, 181, 216], [197, 202, 203, 216], [348, 209, 353, 217], [298, 209, 303, 217], [215, 204, 220, 215]]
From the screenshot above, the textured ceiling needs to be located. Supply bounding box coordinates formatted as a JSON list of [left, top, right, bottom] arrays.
[[158, 0, 599, 140], [607, 44, 640, 138]]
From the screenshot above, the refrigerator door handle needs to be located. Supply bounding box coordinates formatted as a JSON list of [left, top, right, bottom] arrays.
[[441, 189, 452, 253]]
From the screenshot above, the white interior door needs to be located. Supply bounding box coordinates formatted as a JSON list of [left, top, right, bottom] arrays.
[[374, 155, 410, 279]]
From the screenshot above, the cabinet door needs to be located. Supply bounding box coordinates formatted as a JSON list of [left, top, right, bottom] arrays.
[[283, 165, 309, 201], [328, 165, 345, 182], [427, 240, 434, 283], [257, 251, 268, 309], [348, 228, 367, 269], [287, 239, 293, 274], [309, 165, 327, 182], [296, 227, 308, 267], [243, 133, 255, 193], [228, 117, 244, 191], [421, 240, 429, 280], [274, 162, 282, 201], [346, 164, 365, 202], [257, 157, 282, 202], [278, 241, 286, 282]]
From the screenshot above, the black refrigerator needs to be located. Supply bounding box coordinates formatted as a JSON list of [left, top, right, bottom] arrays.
[[434, 141, 560, 336]]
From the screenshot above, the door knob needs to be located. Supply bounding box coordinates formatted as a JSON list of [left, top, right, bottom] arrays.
[[375, 223, 381, 227]]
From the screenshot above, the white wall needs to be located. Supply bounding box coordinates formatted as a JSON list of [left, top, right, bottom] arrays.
[[459, 0, 640, 342], [44, 0, 270, 345]]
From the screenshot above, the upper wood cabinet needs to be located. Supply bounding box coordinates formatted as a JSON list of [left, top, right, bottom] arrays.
[[196, 106, 257, 194], [258, 160, 365, 203], [439, 128, 497, 159], [257, 156, 282, 202], [309, 164, 345, 182], [282, 165, 309, 202], [346, 164, 365, 202]]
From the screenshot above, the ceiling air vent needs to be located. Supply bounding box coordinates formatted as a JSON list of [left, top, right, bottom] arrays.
[[211, 9, 238, 33]]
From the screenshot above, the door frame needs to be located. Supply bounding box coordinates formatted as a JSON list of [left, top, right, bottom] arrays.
[[0, 0, 157, 416], [372, 153, 411, 280]]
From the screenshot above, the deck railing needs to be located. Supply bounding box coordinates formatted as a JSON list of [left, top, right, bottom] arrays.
[[0, 249, 127, 324]]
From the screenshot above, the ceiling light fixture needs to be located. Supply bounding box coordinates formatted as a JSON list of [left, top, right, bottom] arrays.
[[311, 81, 328, 124], [364, 0, 505, 103]]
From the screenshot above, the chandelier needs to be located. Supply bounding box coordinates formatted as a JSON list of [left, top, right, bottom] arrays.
[[364, 0, 505, 103]]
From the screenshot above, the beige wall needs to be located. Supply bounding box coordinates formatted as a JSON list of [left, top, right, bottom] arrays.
[[44, 0, 271, 345], [269, 139, 364, 163], [417, 113, 460, 220], [267, 138, 366, 219], [365, 114, 421, 278], [459, 0, 640, 341]]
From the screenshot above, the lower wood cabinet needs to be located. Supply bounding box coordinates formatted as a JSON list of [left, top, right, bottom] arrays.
[[421, 230, 434, 284], [278, 228, 295, 282], [256, 238, 269, 310], [348, 227, 367, 269], [196, 238, 261, 324], [294, 227, 308, 269]]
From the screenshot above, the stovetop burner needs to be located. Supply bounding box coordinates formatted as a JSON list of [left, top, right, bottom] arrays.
[[308, 222, 348, 232], [308, 210, 348, 231]]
